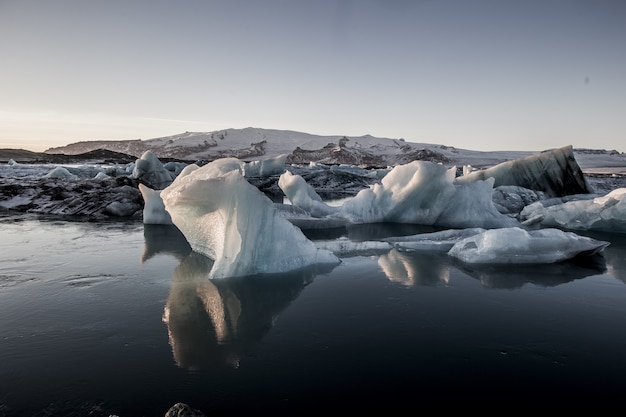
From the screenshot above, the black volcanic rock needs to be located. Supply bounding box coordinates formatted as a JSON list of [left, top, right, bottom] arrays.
[[0, 148, 138, 164]]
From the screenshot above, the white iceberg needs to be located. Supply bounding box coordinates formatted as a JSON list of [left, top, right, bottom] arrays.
[[243, 153, 287, 177], [44, 166, 77, 179], [132, 150, 174, 189], [279, 160, 519, 229], [314, 238, 392, 257], [160, 158, 340, 279], [447, 227, 609, 264], [520, 188, 626, 233], [387, 228, 486, 252], [138, 183, 173, 225], [278, 170, 340, 218]]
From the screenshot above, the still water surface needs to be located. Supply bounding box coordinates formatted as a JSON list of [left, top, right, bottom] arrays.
[[1, 217, 626, 415]]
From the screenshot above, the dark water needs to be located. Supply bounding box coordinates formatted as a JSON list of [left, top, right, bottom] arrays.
[[1, 217, 626, 415]]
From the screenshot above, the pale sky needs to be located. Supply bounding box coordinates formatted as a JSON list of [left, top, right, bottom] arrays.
[[1, 0, 625, 152]]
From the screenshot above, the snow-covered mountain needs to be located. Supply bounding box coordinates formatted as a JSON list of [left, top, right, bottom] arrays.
[[43, 127, 626, 171], [44, 127, 534, 168]]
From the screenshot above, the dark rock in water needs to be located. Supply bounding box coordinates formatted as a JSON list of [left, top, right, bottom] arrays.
[[456, 145, 591, 198], [164, 402, 206, 417]]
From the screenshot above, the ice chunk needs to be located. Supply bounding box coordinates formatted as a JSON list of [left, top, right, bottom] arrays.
[[387, 228, 486, 252], [93, 171, 109, 180], [340, 161, 457, 224], [520, 188, 626, 233], [160, 158, 340, 279], [243, 154, 287, 177], [314, 238, 392, 257], [455, 145, 591, 197], [278, 170, 340, 218], [139, 183, 173, 225], [44, 166, 77, 179], [436, 178, 520, 229], [447, 227, 609, 264], [279, 160, 519, 229], [132, 150, 174, 189]]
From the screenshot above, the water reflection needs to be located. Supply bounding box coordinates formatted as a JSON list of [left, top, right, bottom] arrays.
[[142, 225, 337, 369], [163, 253, 333, 369], [378, 249, 451, 286], [141, 224, 192, 263], [378, 248, 608, 289], [142, 223, 620, 371], [452, 255, 608, 289]]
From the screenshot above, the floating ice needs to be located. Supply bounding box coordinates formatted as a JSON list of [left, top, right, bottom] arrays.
[[279, 160, 519, 229], [132, 150, 174, 189], [314, 238, 392, 257], [455, 145, 591, 198], [520, 188, 626, 233], [44, 166, 76, 179], [447, 227, 609, 264], [386, 228, 486, 252], [138, 183, 172, 225], [160, 158, 340, 279], [278, 170, 340, 218], [436, 177, 520, 229], [243, 153, 287, 177]]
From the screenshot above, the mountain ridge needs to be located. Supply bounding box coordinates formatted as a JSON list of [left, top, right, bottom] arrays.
[[3, 127, 624, 170], [42, 127, 535, 167]]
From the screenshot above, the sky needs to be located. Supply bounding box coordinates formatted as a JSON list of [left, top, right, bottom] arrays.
[[0, 0, 625, 153]]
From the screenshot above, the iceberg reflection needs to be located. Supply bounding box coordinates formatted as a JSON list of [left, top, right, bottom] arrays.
[[377, 248, 608, 289], [378, 249, 451, 286], [161, 251, 336, 370], [453, 255, 608, 289], [141, 224, 192, 263]]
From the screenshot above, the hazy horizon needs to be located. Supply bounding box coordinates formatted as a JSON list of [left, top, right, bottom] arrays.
[[1, 1, 625, 153]]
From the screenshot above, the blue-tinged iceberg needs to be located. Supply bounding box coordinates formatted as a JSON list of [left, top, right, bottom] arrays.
[[447, 227, 609, 264], [159, 158, 339, 279], [520, 188, 626, 233], [280, 160, 519, 229]]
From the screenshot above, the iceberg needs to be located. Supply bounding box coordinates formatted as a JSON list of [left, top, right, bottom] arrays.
[[243, 153, 287, 177], [339, 161, 458, 224], [132, 150, 175, 189], [160, 158, 340, 279], [278, 170, 341, 218], [447, 227, 609, 264], [455, 145, 591, 198], [520, 188, 626, 233], [279, 160, 519, 229], [44, 166, 77, 179], [138, 183, 173, 225], [386, 228, 486, 252]]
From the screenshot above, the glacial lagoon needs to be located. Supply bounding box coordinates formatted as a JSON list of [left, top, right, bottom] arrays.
[[1, 217, 626, 415]]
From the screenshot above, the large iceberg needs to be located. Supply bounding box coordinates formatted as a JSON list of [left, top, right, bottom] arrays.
[[280, 160, 519, 229], [455, 145, 591, 198], [160, 158, 339, 279]]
